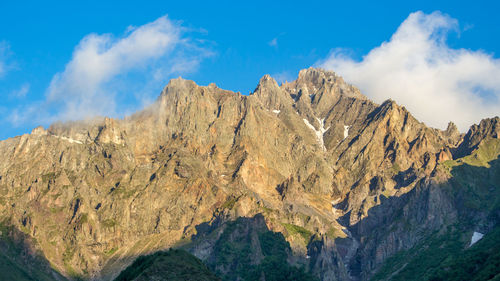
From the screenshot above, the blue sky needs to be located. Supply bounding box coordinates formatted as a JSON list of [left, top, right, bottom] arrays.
[[0, 0, 499, 139]]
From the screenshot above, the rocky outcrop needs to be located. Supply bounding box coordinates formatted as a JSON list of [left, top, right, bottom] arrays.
[[454, 117, 500, 158]]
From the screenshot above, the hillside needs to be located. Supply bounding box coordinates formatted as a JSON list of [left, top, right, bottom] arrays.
[[113, 249, 220, 281]]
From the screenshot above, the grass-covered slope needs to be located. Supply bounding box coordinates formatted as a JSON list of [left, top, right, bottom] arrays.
[[429, 226, 500, 281], [183, 215, 319, 281], [213, 225, 317, 281], [441, 139, 500, 212], [370, 225, 500, 281], [0, 253, 51, 281], [0, 223, 66, 281], [114, 249, 220, 281]]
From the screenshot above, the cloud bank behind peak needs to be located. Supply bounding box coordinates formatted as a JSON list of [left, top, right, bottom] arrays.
[[318, 11, 500, 132]]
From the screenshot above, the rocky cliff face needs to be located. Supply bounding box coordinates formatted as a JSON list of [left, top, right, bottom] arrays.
[[0, 68, 498, 281]]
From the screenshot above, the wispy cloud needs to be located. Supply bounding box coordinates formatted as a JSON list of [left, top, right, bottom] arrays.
[[272, 71, 294, 84], [268, 38, 278, 48], [10, 15, 211, 126], [9, 83, 30, 99], [268, 33, 286, 49], [317, 11, 500, 131], [0, 41, 10, 78]]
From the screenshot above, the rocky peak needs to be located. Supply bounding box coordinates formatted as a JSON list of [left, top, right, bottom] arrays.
[[258, 74, 279, 86], [367, 99, 408, 127], [379, 99, 397, 110], [162, 77, 198, 93], [445, 122, 459, 135], [252, 74, 289, 110], [95, 117, 125, 145], [474, 117, 500, 139], [297, 67, 335, 84], [278, 68, 368, 121], [293, 67, 366, 100], [31, 126, 47, 136], [455, 116, 500, 158], [295, 67, 348, 90], [289, 68, 337, 99], [159, 77, 240, 107], [441, 121, 462, 146]]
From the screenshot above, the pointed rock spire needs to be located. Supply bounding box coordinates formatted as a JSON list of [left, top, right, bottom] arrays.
[[253, 74, 290, 110]]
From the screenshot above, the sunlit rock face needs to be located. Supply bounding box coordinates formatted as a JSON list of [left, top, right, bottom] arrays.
[[0, 68, 498, 281]]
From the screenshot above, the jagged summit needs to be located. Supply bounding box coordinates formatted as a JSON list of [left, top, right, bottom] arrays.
[[455, 116, 500, 157], [158, 68, 364, 100], [297, 67, 340, 84], [160, 76, 203, 98]]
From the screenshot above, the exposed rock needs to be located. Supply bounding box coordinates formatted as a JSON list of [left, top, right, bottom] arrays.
[[0, 68, 498, 281], [455, 117, 500, 158]]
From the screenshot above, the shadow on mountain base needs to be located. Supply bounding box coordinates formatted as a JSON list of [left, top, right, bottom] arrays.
[[0, 222, 67, 281], [335, 157, 500, 281]]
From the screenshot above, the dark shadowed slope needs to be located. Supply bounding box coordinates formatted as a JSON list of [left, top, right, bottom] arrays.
[[113, 249, 220, 281]]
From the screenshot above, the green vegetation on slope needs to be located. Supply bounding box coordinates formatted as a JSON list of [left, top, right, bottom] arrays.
[[442, 139, 500, 170], [429, 226, 500, 281], [0, 223, 66, 281], [252, 232, 318, 281], [0, 253, 41, 281], [439, 138, 500, 211], [371, 225, 500, 281], [114, 248, 220, 281], [282, 223, 313, 245], [210, 217, 318, 281]]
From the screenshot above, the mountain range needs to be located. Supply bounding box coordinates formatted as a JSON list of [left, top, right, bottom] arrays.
[[0, 68, 498, 280]]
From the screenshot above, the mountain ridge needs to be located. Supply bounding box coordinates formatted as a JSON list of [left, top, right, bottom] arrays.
[[0, 67, 498, 280]]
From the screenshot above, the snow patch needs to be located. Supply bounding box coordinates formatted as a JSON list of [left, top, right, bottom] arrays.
[[470, 231, 484, 246], [343, 125, 351, 140], [303, 117, 330, 151], [303, 118, 316, 131], [51, 135, 83, 144], [272, 109, 280, 114]]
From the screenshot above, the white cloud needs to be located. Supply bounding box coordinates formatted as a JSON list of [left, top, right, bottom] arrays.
[[36, 15, 210, 123], [269, 38, 278, 48], [9, 83, 30, 98], [0, 41, 10, 77], [272, 71, 294, 84], [317, 11, 500, 131]]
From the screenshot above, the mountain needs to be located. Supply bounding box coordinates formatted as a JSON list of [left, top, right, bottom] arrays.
[[0, 68, 498, 280]]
